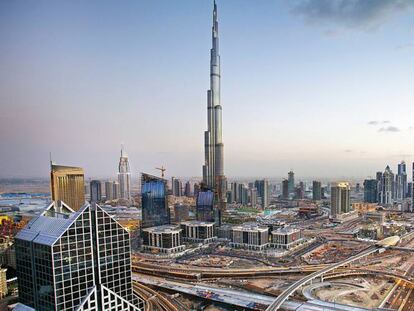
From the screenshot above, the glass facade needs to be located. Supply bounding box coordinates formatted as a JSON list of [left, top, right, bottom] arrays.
[[141, 173, 170, 228], [196, 190, 214, 222], [15, 203, 144, 311]]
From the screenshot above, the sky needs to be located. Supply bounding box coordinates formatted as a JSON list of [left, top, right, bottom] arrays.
[[1, 0, 414, 180]]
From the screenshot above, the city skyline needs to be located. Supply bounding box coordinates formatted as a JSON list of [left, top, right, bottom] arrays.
[[1, 0, 414, 178]]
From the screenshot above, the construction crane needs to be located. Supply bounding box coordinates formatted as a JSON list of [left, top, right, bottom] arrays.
[[155, 166, 166, 178]]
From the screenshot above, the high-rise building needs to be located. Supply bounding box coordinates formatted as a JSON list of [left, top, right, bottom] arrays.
[[171, 177, 182, 197], [396, 161, 407, 201], [249, 188, 257, 207], [196, 190, 215, 222], [376, 171, 383, 202], [15, 202, 144, 311], [312, 181, 322, 201], [412, 162, 414, 212], [239, 184, 248, 205], [363, 179, 378, 203], [255, 179, 269, 208], [184, 181, 192, 197], [231, 182, 239, 203], [105, 181, 114, 200], [141, 173, 170, 229], [288, 171, 295, 194], [113, 181, 120, 200], [194, 183, 201, 199], [380, 165, 394, 206], [282, 179, 289, 199], [90, 180, 102, 203], [202, 1, 226, 224], [50, 163, 85, 211], [118, 146, 131, 201], [331, 182, 351, 218]]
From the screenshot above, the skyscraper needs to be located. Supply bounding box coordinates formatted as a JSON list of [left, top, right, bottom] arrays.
[[380, 165, 394, 206], [113, 181, 120, 200], [184, 181, 192, 197], [255, 179, 269, 208], [105, 181, 114, 200], [282, 179, 289, 199], [331, 182, 351, 218], [171, 177, 182, 197], [118, 146, 131, 201], [50, 163, 85, 211], [396, 161, 407, 201], [141, 173, 170, 228], [363, 179, 378, 203], [90, 180, 102, 203], [312, 181, 322, 201], [15, 202, 143, 311], [196, 190, 215, 222], [202, 1, 226, 223], [249, 188, 257, 207], [288, 171, 295, 194], [412, 162, 414, 212]]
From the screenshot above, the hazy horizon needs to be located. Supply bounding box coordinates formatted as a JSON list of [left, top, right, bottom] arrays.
[[1, 0, 414, 179]]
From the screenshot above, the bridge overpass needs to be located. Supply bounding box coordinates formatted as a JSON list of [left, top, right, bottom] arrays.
[[265, 245, 380, 311]]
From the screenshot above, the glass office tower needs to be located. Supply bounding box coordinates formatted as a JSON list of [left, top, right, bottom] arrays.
[[141, 173, 170, 229], [15, 202, 144, 311], [196, 190, 215, 222]]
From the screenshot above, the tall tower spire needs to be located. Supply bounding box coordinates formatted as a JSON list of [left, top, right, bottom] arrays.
[[202, 0, 226, 225]]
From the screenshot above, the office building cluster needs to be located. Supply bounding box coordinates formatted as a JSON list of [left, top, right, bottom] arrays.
[[87, 146, 132, 205], [363, 161, 414, 211]]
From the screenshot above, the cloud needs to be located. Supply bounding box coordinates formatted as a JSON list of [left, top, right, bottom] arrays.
[[378, 126, 400, 133], [290, 0, 414, 30], [368, 120, 390, 125]]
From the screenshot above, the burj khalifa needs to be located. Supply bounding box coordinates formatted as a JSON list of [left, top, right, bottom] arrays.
[[202, 0, 226, 223]]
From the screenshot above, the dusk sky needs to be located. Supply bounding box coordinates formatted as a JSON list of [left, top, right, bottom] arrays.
[[1, 0, 414, 179]]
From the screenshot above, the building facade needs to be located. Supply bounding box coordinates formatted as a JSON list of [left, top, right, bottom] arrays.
[[231, 224, 269, 251], [141, 173, 170, 229], [15, 203, 143, 311], [363, 179, 378, 203], [50, 164, 85, 211], [142, 225, 184, 254], [118, 147, 131, 201], [202, 1, 227, 224], [331, 182, 351, 218], [312, 181, 322, 201], [255, 179, 269, 208], [180, 221, 216, 244], [379, 165, 394, 206], [271, 227, 304, 249], [90, 180, 102, 203], [196, 190, 215, 222]]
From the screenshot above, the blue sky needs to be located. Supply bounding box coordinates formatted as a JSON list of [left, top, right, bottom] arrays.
[[1, 0, 414, 179]]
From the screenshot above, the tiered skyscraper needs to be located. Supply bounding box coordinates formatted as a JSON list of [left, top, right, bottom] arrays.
[[118, 146, 131, 201], [202, 1, 226, 223]]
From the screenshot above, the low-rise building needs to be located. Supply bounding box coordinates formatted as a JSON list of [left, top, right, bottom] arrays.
[[231, 223, 269, 251], [142, 225, 185, 254], [271, 227, 304, 249], [180, 221, 216, 244]]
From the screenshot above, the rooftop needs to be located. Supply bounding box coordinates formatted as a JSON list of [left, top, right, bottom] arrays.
[[142, 225, 181, 233]]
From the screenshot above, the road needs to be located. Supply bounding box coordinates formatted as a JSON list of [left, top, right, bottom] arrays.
[[265, 245, 379, 311]]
